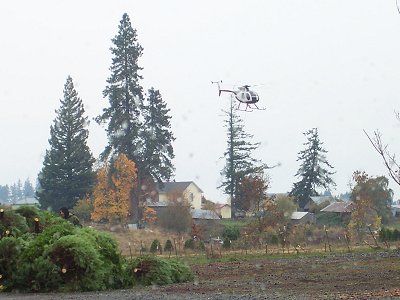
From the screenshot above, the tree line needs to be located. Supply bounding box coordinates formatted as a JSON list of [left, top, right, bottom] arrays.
[[0, 178, 35, 204]]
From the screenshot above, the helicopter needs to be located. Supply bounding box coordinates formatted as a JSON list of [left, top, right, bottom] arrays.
[[212, 81, 266, 111]]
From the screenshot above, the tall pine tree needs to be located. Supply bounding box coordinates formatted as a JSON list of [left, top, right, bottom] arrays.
[[289, 128, 335, 210], [23, 178, 35, 198], [37, 76, 95, 210], [141, 88, 175, 183], [219, 97, 266, 218], [97, 14, 175, 223]]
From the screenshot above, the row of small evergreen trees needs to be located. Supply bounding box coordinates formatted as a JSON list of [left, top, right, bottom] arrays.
[[0, 179, 35, 203]]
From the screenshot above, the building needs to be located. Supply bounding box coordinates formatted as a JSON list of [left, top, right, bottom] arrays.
[[391, 200, 400, 217], [156, 181, 203, 209], [147, 181, 220, 221], [303, 196, 333, 211], [290, 211, 315, 225], [215, 203, 231, 219], [320, 201, 353, 222]]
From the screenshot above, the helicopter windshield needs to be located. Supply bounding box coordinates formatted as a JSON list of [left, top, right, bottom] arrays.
[[249, 91, 259, 102]]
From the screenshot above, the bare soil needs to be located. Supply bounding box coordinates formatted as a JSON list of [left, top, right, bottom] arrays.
[[3, 250, 400, 299]]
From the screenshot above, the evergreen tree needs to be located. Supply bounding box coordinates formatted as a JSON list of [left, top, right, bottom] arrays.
[[9, 183, 20, 203], [141, 88, 175, 183], [37, 76, 95, 210], [289, 128, 336, 210], [97, 14, 175, 223], [23, 178, 35, 198], [0, 185, 9, 203], [219, 98, 266, 218]]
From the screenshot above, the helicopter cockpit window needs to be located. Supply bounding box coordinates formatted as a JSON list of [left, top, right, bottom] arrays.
[[246, 93, 251, 100]]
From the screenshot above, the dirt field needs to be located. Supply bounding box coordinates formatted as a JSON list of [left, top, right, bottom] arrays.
[[3, 250, 400, 299]]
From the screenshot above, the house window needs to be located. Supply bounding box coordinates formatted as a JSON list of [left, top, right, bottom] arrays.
[[190, 193, 194, 202]]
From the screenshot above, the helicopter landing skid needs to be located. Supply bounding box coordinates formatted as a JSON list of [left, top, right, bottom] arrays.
[[236, 103, 266, 112]]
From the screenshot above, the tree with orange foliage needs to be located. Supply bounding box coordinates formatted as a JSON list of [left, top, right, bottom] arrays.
[[141, 205, 157, 224], [347, 171, 393, 241], [91, 154, 137, 223]]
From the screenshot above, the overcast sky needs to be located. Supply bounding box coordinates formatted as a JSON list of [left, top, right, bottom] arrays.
[[1, 1, 400, 202]]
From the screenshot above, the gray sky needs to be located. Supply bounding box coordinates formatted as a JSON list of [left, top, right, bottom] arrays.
[[1, 1, 400, 202]]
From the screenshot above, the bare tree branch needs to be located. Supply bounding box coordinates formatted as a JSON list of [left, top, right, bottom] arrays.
[[364, 129, 400, 186]]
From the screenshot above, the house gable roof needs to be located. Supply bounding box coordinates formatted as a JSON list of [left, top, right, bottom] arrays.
[[320, 202, 353, 213], [291, 211, 310, 220], [157, 181, 203, 194]]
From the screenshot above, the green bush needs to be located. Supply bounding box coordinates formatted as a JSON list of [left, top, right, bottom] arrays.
[[0, 208, 29, 237], [46, 234, 106, 291], [0, 236, 25, 290], [0, 207, 193, 292], [184, 238, 194, 249], [222, 225, 240, 241], [150, 239, 162, 254], [164, 239, 174, 252], [316, 212, 344, 227], [124, 256, 193, 286]]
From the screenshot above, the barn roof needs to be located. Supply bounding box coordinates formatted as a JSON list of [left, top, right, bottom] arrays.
[[156, 181, 203, 194], [320, 202, 353, 213], [291, 211, 310, 220]]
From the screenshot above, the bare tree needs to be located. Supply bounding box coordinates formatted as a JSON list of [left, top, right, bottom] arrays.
[[364, 113, 400, 186]]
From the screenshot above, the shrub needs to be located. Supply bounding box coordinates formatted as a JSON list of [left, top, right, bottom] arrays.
[[0, 236, 25, 290], [0, 208, 29, 237], [222, 225, 240, 241], [0, 207, 194, 293], [164, 239, 174, 252], [150, 239, 162, 254], [124, 255, 193, 286], [46, 234, 106, 291]]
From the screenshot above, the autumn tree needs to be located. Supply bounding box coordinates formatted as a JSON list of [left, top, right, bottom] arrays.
[[236, 173, 270, 214], [348, 171, 393, 240], [141, 205, 157, 225], [249, 194, 297, 234], [289, 128, 336, 210], [96, 14, 175, 223], [91, 153, 137, 223], [219, 97, 271, 218], [73, 196, 93, 223], [37, 76, 95, 210]]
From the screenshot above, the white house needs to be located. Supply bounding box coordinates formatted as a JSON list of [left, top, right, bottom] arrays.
[[215, 203, 231, 219], [153, 181, 204, 210]]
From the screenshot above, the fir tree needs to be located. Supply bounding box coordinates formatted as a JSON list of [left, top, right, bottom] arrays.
[[0, 185, 9, 203], [219, 98, 266, 218], [96, 13, 144, 223], [23, 178, 35, 198], [289, 128, 336, 210], [141, 88, 175, 183], [37, 76, 95, 210], [97, 14, 175, 223]]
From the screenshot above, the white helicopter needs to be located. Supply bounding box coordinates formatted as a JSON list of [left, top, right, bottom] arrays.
[[212, 81, 266, 111]]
